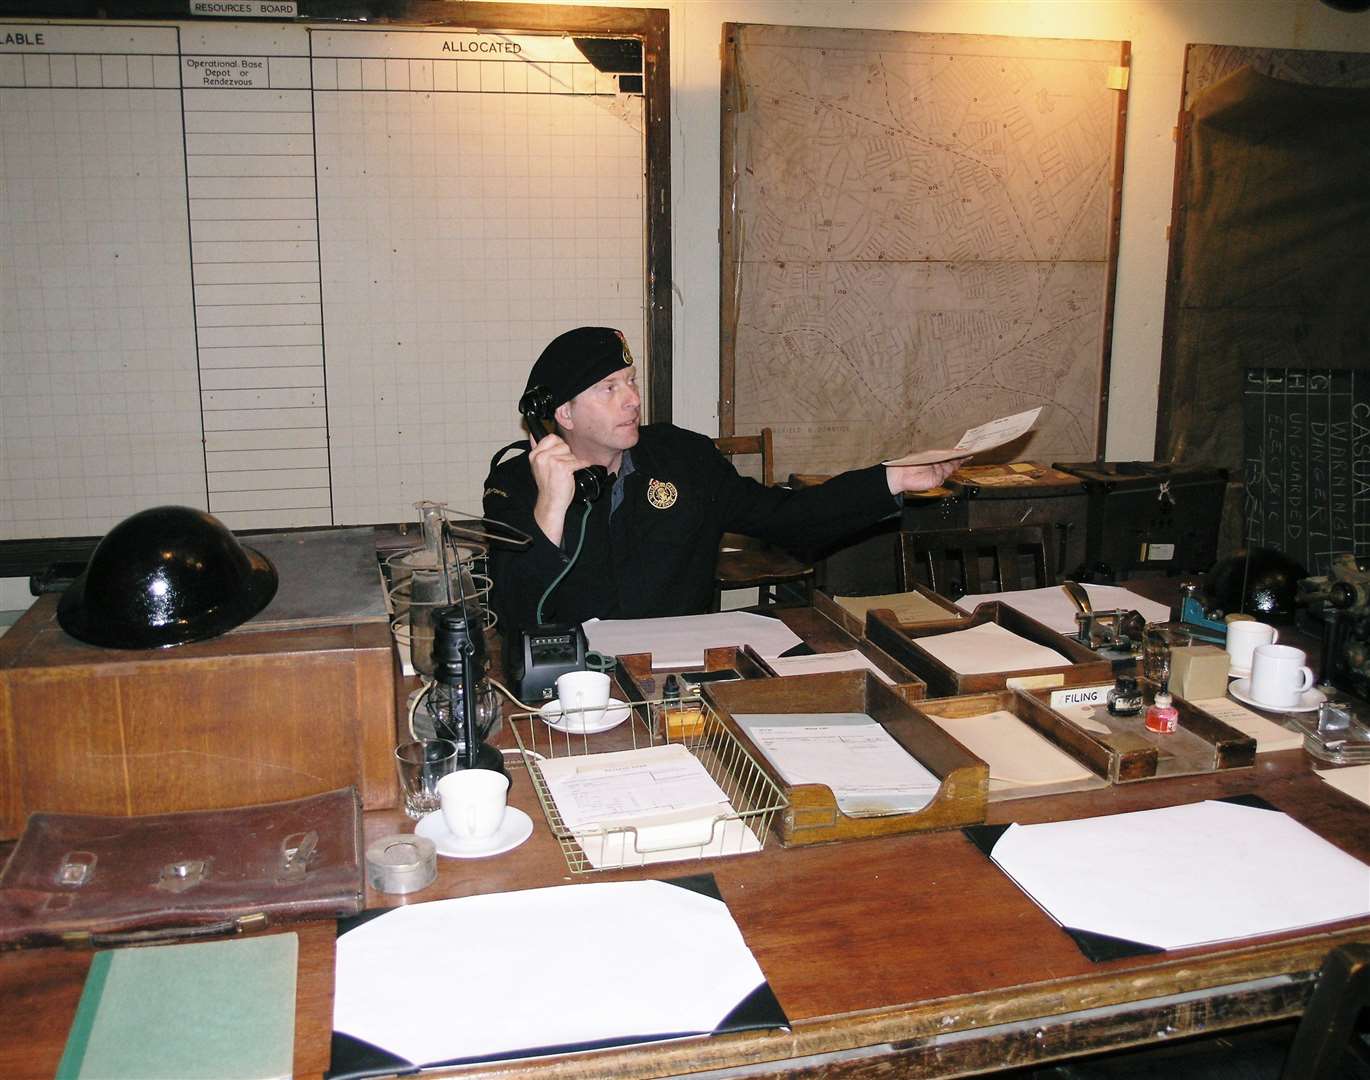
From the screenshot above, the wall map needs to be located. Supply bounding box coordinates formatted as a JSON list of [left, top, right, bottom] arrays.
[[720, 23, 1127, 480]]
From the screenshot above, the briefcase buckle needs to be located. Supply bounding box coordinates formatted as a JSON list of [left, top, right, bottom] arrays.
[[157, 858, 210, 893]]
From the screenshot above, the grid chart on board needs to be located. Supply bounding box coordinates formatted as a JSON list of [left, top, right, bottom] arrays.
[[0, 22, 647, 538], [0, 28, 205, 539], [310, 30, 646, 524]]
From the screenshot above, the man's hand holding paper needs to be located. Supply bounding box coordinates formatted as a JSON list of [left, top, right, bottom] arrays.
[[884, 406, 1043, 469]]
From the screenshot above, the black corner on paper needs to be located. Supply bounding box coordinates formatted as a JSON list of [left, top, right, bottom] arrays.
[[717, 980, 790, 1035], [1219, 793, 1280, 813], [962, 823, 1012, 858], [336, 907, 392, 938], [326, 1032, 419, 1080], [1063, 926, 1166, 964]]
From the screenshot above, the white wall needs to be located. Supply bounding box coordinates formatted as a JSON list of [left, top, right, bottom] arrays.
[[523, 0, 1370, 459]]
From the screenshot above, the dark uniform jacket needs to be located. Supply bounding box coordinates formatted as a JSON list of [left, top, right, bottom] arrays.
[[482, 423, 898, 642]]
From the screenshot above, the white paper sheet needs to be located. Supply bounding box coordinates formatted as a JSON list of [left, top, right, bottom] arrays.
[[538, 744, 730, 832], [582, 612, 802, 669], [925, 709, 1095, 787], [1315, 765, 1370, 809], [536, 744, 762, 869], [1190, 696, 1304, 752], [332, 881, 769, 1067], [989, 800, 1370, 951], [955, 583, 1172, 636], [766, 650, 895, 685], [916, 621, 1070, 674], [733, 712, 940, 816], [884, 407, 1042, 467]]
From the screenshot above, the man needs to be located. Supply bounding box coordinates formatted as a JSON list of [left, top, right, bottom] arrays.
[[483, 326, 963, 642]]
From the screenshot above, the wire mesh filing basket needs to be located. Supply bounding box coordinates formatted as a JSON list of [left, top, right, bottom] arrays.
[[508, 697, 787, 875]]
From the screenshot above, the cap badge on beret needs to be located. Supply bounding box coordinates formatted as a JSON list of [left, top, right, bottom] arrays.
[[646, 478, 678, 510]]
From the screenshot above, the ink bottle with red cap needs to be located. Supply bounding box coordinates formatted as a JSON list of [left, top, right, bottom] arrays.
[[1145, 689, 1179, 734]]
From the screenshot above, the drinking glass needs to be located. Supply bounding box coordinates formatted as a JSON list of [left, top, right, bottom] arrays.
[[394, 738, 458, 820]]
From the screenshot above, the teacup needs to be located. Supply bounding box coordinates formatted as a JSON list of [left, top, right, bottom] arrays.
[[437, 768, 509, 841], [1225, 620, 1278, 675], [555, 670, 611, 730], [1248, 644, 1315, 709]]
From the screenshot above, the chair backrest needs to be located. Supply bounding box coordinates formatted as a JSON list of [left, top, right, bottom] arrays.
[[1280, 942, 1370, 1080], [714, 429, 774, 486], [899, 525, 1053, 598]]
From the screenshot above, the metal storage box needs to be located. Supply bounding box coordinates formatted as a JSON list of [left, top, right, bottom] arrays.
[[804, 463, 1089, 595], [1053, 461, 1229, 579]]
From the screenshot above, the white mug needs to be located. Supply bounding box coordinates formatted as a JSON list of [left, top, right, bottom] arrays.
[[1224, 620, 1278, 675], [555, 670, 611, 730], [1248, 644, 1315, 709], [437, 769, 509, 841]]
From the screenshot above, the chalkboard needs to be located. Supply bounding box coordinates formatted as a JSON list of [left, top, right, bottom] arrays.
[[1242, 368, 1370, 576]]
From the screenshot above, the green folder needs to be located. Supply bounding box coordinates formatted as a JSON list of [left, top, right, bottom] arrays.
[[57, 933, 298, 1080]]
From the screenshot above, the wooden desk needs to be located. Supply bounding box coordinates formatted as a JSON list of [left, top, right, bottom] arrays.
[[4, 620, 1369, 1079]]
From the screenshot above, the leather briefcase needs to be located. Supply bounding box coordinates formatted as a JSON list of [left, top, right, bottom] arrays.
[[0, 786, 365, 949]]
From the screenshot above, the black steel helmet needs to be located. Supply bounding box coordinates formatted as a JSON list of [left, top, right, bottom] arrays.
[[57, 505, 278, 649], [1205, 546, 1306, 619]]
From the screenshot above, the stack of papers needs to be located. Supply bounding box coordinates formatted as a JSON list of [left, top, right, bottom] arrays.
[[925, 709, 1094, 790], [916, 621, 1070, 675], [955, 584, 1171, 635], [733, 712, 941, 816], [834, 591, 960, 625], [537, 744, 760, 870], [582, 612, 802, 668], [1190, 697, 1304, 752], [766, 649, 895, 685], [1315, 765, 1370, 809]]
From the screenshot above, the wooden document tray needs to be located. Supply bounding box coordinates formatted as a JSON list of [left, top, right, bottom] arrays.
[[865, 601, 1113, 697], [614, 646, 772, 702], [914, 690, 1110, 802], [703, 670, 988, 847], [813, 585, 965, 638], [1024, 685, 1257, 782], [615, 627, 926, 709]]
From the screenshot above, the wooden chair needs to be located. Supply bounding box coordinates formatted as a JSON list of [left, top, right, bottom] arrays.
[[898, 525, 1053, 600], [712, 429, 816, 610]]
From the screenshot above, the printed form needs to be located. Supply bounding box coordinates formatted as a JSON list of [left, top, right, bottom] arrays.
[[538, 744, 760, 869], [734, 712, 941, 816]]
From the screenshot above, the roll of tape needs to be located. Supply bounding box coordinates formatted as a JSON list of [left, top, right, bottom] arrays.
[[366, 833, 437, 895]]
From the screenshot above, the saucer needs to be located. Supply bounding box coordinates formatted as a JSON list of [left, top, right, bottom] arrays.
[[1229, 678, 1326, 714], [414, 807, 533, 859], [539, 696, 631, 735]]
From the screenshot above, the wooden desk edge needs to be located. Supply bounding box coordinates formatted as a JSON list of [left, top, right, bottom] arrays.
[[398, 922, 1370, 1080]]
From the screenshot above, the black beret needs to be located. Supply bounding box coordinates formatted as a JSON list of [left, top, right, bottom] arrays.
[[525, 327, 633, 409]]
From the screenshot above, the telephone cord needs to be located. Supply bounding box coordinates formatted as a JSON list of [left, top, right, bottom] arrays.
[[535, 498, 593, 625]]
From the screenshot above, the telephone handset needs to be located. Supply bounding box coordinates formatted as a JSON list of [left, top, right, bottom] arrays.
[[518, 386, 608, 503]]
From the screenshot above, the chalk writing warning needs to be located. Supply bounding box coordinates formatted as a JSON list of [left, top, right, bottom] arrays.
[[1244, 368, 1369, 576]]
